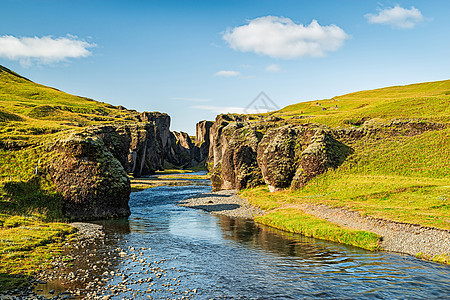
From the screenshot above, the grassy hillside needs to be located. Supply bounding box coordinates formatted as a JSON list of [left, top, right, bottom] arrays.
[[273, 80, 450, 127], [242, 80, 450, 262], [0, 65, 149, 183], [0, 65, 142, 148], [0, 65, 144, 289]]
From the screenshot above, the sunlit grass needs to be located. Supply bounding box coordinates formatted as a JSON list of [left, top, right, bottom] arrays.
[[0, 214, 75, 290], [276, 80, 450, 126], [256, 208, 381, 250]]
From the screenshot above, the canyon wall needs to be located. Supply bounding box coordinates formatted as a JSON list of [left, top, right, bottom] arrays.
[[47, 112, 203, 220], [204, 114, 442, 193]]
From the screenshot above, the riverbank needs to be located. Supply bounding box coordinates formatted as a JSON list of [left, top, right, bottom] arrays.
[[184, 189, 450, 263], [0, 222, 105, 298], [179, 189, 264, 219]]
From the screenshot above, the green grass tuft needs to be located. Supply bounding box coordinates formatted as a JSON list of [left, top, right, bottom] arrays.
[[256, 208, 381, 251]]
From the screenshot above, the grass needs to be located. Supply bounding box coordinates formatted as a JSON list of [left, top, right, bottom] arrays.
[[0, 214, 75, 291], [0, 175, 74, 290], [274, 80, 450, 126], [256, 208, 381, 250], [239, 80, 450, 256], [154, 169, 195, 174]]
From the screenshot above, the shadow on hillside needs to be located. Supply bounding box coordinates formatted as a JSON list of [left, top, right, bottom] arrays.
[[0, 272, 30, 292], [0, 176, 64, 221]]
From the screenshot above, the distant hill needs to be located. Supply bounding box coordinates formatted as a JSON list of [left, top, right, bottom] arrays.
[[272, 80, 450, 127]]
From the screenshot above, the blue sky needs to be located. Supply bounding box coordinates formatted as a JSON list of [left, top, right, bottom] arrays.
[[1, 0, 449, 134]]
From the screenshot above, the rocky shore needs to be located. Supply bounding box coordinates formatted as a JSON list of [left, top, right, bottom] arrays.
[[0, 221, 201, 300], [183, 190, 450, 261], [299, 203, 450, 260], [179, 189, 264, 219]]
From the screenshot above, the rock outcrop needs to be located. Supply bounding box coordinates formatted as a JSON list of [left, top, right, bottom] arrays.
[[195, 120, 213, 163], [47, 132, 131, 220], [206, 114, 354, 192], [46, 111, 205, 220], [206, 114, 447, 194], [164, 131, 200, 168]]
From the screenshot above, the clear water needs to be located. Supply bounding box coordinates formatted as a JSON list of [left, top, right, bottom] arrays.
[[35, 176, 450, 299], [97, 182, 450, 299]]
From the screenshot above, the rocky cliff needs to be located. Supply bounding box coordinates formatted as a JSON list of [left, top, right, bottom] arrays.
[[43, 112, 204, 220], [204, 114, 442, 192]]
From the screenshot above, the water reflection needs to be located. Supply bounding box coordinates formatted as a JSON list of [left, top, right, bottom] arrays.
[[35, 181, 450, 299]]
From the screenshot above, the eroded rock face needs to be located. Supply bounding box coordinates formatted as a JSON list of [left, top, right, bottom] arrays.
[[257, 125, 314, 192], [290, 129, 353, 190], [89, 123, 164, 177], [208, 118, 265, 191], [164, 131, 201, 168], [207, 114, 355, 193], [45, 111, 206, 220], [47, 132, 131, 220], [195, 120, 214, 162]]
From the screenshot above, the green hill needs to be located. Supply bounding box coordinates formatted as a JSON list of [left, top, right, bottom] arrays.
[[0, 65, 142, 146], [273, 79, 450, 126], [0, 65, 146, 182], [240, 80, 449, 263]]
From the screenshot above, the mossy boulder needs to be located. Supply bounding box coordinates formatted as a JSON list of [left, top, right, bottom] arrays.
[[47, 132, 131, 220], [257, 125, 314, 192], [291, 129, 353, 189]]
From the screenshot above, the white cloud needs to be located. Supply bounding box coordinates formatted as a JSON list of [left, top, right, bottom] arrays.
[[192, 105, 262, 114], [171, 97, 211, 103], [214, 70, 241, 77], [222, 16, 349, 59], [266, 64, 281, 72], [365, 6, 424, 29], [0, 35, 96, 66]]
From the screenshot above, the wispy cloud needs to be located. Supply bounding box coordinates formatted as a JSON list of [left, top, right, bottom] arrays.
[[171, 97, 211, 103], [214, 70, 241, 77], [192, 105, 261, 114], [266, 64, 281, 72], [365, 6, 424, 29], [223, 16, 349, 59], [0, 35, 96, 66]]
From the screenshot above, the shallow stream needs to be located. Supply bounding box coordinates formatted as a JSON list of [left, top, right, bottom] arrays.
[[38, 176, 450, 299]]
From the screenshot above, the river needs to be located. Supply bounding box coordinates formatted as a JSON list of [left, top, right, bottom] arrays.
[[37, 176, 450, 299]]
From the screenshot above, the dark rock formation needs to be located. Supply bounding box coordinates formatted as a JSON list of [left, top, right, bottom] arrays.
[[257, 125, 314, 192], [195, 120, 213, 162], [165, 131, 199, 168], [47, 132, 131, 220], [207, 114, 448, 194], [207, 115, 273, 191], [207, 114, 355, 193], [289, 129, 353, 190], [45, 111, 207, 220], [90, 124, 164, 177], [210, 123, 264, 191]]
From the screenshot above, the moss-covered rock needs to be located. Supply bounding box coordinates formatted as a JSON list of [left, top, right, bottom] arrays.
[[47, 132, 131, 220], [257, 125, 313, 192], [291, 129, 353, 189]]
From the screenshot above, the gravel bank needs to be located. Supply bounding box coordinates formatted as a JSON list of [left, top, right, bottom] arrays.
[[179, 189, 264, 219], [299, 204, 450, 259], [0, 222, 108, 300], [183, 190, 450, 260]]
